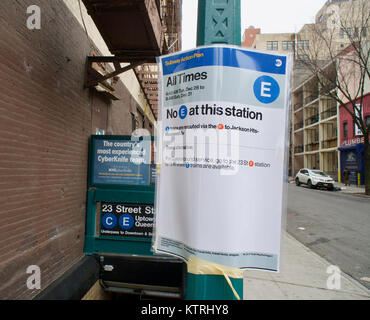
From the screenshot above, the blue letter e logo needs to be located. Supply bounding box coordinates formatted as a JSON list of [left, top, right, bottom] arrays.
[[179, 105, 188, 119], [253, 76, 280, 104]]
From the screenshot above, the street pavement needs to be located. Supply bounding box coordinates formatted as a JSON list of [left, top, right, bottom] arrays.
[[242, 182, 370, 300]]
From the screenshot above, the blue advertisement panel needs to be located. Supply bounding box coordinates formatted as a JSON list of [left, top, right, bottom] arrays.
[[91, 138, 151, 186], [340, 144, 365, 185]]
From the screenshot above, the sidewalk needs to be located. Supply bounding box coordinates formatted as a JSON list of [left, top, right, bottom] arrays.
[[243, 232, 370, 300], [288, 177, 367, 196], [334, 182, 367, 195]]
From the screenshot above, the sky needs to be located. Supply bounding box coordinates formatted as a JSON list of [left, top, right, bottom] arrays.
[[181, 0, 328, 50]]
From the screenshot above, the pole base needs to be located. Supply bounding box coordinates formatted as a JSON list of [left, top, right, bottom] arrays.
[[185, 273, 243, 300]]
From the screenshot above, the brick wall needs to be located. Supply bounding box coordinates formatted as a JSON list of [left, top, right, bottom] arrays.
[[0, 0, 145, 299], [241, 27, 260, 48], [339, 93, 370, 145]]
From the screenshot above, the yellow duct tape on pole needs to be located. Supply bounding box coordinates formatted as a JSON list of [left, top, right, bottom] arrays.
[[144, 101, 148, 116], [186, 255, 244, 300], [358, 172, 361, 186]]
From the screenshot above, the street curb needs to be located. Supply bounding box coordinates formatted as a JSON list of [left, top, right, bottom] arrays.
[[242, 232, 370, 300], [337, 192, 370, 198], [284, 233, 370, 297], [288, 179, 369, 198]]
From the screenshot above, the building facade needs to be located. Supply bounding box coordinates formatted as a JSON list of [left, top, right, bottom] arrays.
[[291, 62, 339, 178], [242, 0, 369, 179], [0, 0, 181, 299], [338, 94, 370, 185], [241, 26, 260, 48]]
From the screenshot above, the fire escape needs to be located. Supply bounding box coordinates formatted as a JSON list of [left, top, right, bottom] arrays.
[[82, 0, 182, 119]]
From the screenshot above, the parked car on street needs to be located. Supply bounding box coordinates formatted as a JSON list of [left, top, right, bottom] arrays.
[[295, 168, 335, 190]]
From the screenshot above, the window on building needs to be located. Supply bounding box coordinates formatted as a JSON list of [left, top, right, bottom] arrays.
[[361, 27, 367, 37], [131, 112, 136, 131], [346, 28, 352, 37], [365, 115, 370, 129], [339, 28, 345, 38], [343, 122, 348, 138], [353, 119, 360, 136], [354, 27, 359, 38], [282, 40, 294, 50], [297, 40, 309, 50], [267, 41, 278, 50], [298, 54, 309, 61]]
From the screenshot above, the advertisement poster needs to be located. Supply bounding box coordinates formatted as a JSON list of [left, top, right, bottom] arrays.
[[153, 45, 292, 271], [91, 138, 151, 186]]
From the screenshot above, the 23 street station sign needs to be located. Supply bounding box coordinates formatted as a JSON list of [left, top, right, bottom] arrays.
[[100, 202, 154, 238]]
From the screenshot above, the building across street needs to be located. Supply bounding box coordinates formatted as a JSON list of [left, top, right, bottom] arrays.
[[242, 0, 370, 186]]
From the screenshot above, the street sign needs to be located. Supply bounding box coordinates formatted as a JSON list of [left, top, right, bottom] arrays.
[[84, 135, 156, 256], [154, 45, 292, 272], [100, 202, 154, 238]]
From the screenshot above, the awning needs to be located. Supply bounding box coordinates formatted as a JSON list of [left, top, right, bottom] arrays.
[[338, 143, 365, 153]]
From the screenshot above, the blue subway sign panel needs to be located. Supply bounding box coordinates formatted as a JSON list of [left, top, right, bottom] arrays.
[[100, 202, 154, 238], [161, 47, 287, 76]]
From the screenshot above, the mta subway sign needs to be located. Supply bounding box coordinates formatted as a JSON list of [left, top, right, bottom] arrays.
[[153, 45, 292, 272]]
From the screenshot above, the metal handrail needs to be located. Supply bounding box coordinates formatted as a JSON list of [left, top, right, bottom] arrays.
[[294, 102, 303, 111], [305, 115, 319, 126], [321, 137, 337, 149], [294, 145, 304, 153], [321, 107, 337, 120], [294, 122, 304, 130], [304, 94, 318, 105], [320, 83, 336, 95], [305, 142, 319, 151]]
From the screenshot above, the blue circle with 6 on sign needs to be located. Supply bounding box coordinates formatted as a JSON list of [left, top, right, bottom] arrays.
[[119, 214, 134, 230], [179, 105, 188, 119], [102, 213, 117, 229], [253, 75, 280, 104]]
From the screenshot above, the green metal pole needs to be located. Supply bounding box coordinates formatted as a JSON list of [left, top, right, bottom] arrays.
[[185, 0, 243, 300], [196, 0, 241, 47]]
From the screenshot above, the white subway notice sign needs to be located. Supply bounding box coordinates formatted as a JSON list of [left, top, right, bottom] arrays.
[[153, 45, 292, 271]]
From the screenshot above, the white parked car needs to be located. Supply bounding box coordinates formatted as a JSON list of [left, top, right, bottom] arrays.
[[295, 168, 335, 190]]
